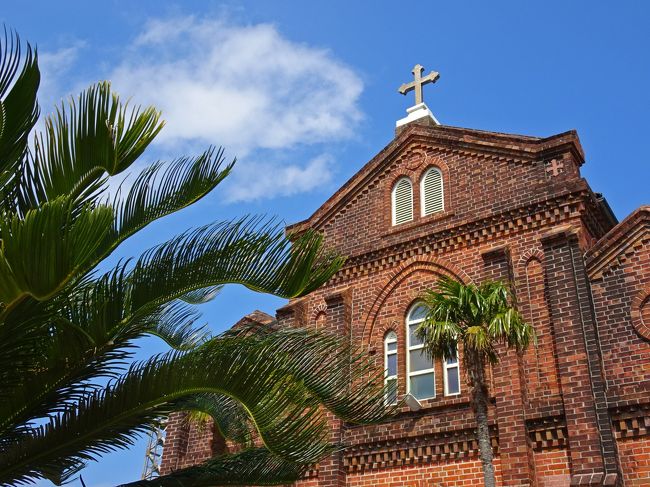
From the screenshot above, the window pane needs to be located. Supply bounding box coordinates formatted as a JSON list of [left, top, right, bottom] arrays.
[[409, 324, 424, 346], [409, 349, 433, 372], [386, 341, 397, 352], [446, 366, 460, 395], [386, 353, 397, 377], [386, 378, 398, 405], [446, 346, 458, 365], [408, 305, 427, 322], [410, 373, 435, 400]]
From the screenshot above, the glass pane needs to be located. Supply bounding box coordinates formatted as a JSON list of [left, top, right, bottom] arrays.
[[446, 346, 458, 365], [409, 349, 433, 372], [446, 366, 460, 395], [409, 324, 424, 346], [385, 331, 397, 341], [386, 341, 397, 352], [410, 373, 435, 400], [386, 378, 398, 405], [408, 305, 427, 322], [386, 353, 397, 377]]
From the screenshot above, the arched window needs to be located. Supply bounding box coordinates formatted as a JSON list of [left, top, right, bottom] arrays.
[[392, 177, 413, 225], [421, 167, 444, 216], [406, 304, 435, 400], [384, 331, 398, 405]]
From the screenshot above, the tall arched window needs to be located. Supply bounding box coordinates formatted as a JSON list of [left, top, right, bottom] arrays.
[[406, 304, 435, 400], [421, 167, 444, 216], [392, 177, 413, 225], [384, 331, 398, 405]]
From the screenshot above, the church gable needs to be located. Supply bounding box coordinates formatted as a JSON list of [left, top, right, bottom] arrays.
[[161, 63, 650, 485], [288, 122, 592, 259]]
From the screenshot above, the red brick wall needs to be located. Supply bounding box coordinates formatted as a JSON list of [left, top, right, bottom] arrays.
[[587, 209, 650, 405], [160, 123, 650, 486], [343, 458, 503, 487], [533, 449, 571, 487], [617, 437, 650, 486]]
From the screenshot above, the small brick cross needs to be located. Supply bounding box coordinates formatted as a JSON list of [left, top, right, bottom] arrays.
[[545, 158, 564, 177]]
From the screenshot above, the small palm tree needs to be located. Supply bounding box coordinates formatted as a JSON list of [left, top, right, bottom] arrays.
[[0, 31, 391, 486], [416, 277, 535, 487]]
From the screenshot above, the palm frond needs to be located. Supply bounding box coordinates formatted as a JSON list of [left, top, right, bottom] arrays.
[[32, 82, 163, 205], [0, 28, 40, 214], [419, 277, 534, 367], [144, 301, 211, 350], [127, 219, 345, 314], [0, 271, 212, 440], [176, 393, 253, 448], [111, 148, 233, 248], [0, 327, 389, 485], [123, 448, 307, 487], [0, 197, 113, 308], [178, 286, 222, 304]]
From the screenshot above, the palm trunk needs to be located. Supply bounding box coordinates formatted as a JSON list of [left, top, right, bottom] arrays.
[[467, 353, 496, 487]]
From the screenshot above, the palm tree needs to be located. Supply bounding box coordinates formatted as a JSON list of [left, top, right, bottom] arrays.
[[416, 277, 535, 487], [0, 31, 391, 486]]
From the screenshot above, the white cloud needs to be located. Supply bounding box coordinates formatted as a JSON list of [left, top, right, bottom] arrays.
[[225, 153, 334, 203], [36, 16, 363, 202], [38, 41, 86, 110], [109, 16, 363, 154]]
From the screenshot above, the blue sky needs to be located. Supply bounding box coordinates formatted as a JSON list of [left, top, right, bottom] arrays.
[[3, 1, 649, 485]]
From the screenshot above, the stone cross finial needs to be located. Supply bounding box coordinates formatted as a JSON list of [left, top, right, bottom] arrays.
[[398, 64, 440, 105]]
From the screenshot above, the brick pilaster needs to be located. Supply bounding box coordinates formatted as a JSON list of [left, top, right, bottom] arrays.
[[541, 226, 620, 486], [482, 245, 536, 486], [318, 289, 351, 487], [159, 411, 190, 475]]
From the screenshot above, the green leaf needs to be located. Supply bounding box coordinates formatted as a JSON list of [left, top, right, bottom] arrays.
[[32, 82, 163, 204], [0, 197, 113, 307], [0, 29, 40, 215], [0, 327, 390, 485], [123, 448, 307, 487], [127, 219, 345, 314]]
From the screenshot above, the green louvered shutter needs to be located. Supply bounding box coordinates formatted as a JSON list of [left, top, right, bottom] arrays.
[[392, 178, 413, 225], [422, 168, 444, 215]]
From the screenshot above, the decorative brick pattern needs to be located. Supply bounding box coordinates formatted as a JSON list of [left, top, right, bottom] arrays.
[[527, 416, 568, 451], [611, 404, 650, 440], [343, 427, 498, 473]]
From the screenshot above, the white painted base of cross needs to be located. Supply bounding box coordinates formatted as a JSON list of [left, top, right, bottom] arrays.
[[396, 102, 440, 128]]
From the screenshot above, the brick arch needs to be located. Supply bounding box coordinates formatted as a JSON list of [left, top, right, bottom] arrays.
[[310, 302, 327, 320], [517, 247, 545, 268], [361, 256, 472, 347], [378, 321, 399, 339], [630, 284, 650, 342], [518, 250, 561, 398]]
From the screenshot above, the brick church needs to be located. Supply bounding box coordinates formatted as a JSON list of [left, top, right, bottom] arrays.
[[160, 66, 650, 485]]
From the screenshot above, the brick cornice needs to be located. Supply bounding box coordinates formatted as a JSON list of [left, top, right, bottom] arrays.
[[328, 189, 591, 287], [585, 205, 650, 280], [287, 124, 585, 236], [342, 426, 499, 474], [610, 402, 650, 440]]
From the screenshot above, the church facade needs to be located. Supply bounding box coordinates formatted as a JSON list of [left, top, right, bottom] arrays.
[[160, 75, 650, 485]]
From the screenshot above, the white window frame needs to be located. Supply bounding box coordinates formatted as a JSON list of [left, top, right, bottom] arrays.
[[443, 348, 461, 396], [384, 331, 398, 405], [391, 177, 413, 226], [420, 167, 444, 216], [406, 304, 436, 400]]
